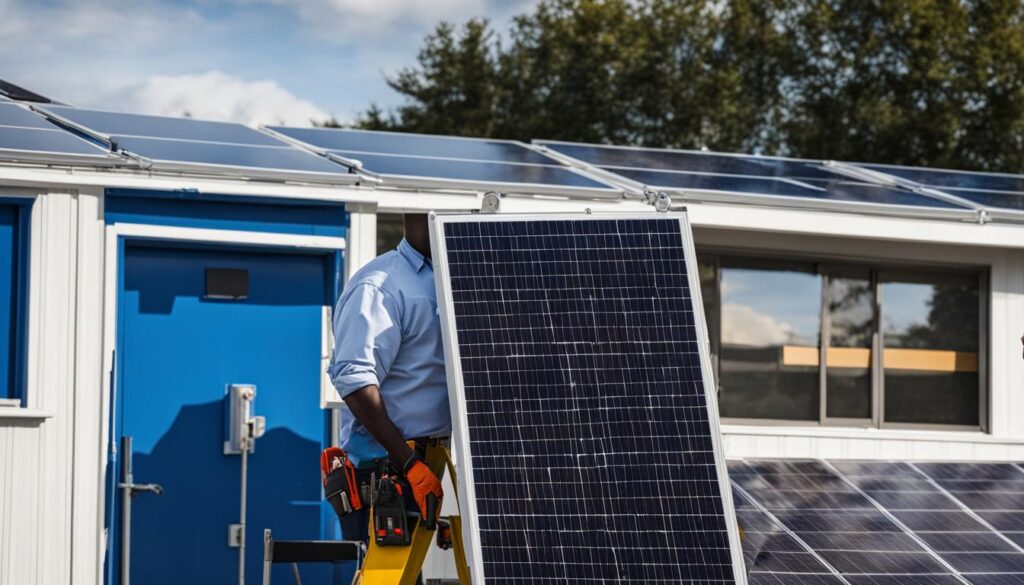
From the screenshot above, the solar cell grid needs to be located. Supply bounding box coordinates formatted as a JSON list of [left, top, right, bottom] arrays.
[[833, 461, 1024, 585], [732, 460, 962, 582], [731, 485, 844, 585], [435, 215, 743, 584]]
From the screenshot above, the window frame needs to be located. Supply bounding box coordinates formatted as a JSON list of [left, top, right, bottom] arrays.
[[700, 248, 988, 432], [0, 196, 32, 407]]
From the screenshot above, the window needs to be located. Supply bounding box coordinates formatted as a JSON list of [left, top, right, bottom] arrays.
[[717, 260, 822, 421], [701, 253, 984, 430], [0, 201, 29, 405], [881, 273, 980, 426]]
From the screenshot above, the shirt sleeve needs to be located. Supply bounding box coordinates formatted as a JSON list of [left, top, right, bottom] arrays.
[[328, 283, 402, 398]]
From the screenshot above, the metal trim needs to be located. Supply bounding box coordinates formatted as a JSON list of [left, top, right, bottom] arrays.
[[665, 187, 978, 221]]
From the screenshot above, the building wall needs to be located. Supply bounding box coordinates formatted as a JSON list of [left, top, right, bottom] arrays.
[[693, 226, 1024, 461], [0, 190, 1021, 584], [0, 187, 105, 585]]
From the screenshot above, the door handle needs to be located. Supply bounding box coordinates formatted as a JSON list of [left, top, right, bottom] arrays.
[[120, 482, 164, 497]]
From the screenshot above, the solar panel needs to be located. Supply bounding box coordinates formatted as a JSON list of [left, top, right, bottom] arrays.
[[0, 79, 52, 103], [833, 461, 1024, 585], [0, 103, 114, 164], [35, 105, 352, 183], [730, 460, 962, 582], [860, 164, 1024, 213], [915, 464, 1024, 553], [266, 127, 554, 164], [535, 142, 833, 181], [941, 189, 1024, 212], [731, 486, 843, 585], [536, 141, 974, 213], [431, 213, 745, 584], [269, 127, 621, 198]]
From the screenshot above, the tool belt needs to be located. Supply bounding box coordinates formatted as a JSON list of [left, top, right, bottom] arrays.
[[321, 437, 450, 546]]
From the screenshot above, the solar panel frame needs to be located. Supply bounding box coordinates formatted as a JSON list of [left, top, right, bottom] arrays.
[[266, 127, 626, 199], [430, 211, 747, 585], [32, 105, 358, 185]]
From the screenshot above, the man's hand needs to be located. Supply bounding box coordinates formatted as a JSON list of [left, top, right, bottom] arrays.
[[405, 457, 443, 530]]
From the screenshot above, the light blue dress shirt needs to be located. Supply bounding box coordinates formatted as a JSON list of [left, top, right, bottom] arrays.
[[329, 238, 451, 465]]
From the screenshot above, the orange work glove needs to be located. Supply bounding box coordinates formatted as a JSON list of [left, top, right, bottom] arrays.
[[405, 456, 443, 530]]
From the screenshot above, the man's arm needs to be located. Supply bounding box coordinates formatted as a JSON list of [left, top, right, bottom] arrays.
[[343, 384, 414, 468]]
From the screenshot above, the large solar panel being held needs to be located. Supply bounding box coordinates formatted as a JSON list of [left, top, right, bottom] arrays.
[[0, 102, 114, 165], [431, 213, 745, 584], [35, 105, 352, 183], [535, 140, 976, 216], [268, 127, 622, 198]]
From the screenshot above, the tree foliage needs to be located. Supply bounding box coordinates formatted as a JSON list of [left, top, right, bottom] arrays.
[[350, 0, 1024, 172]]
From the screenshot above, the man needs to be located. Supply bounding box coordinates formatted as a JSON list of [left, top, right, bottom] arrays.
[[328, 213, 448, 540]]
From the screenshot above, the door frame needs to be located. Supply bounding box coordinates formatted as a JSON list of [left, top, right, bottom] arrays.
[[99, 222, 346, 584]]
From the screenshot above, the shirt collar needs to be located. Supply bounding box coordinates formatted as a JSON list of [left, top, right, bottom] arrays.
[[398, 238, 429, 272]]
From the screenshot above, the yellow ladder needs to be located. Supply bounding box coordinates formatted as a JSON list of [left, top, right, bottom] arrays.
[[355, 444, 472, 585]]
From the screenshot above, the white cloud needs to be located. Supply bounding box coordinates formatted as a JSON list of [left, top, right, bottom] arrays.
[[123, 71, 330, 126], [252, 0, 486, 40], [721, 303, 797, 347]]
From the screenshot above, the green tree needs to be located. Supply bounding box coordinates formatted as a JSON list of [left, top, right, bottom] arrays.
[[347, 0, 1024, 172]]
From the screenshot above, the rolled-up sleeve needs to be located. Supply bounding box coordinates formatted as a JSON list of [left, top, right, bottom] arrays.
[[328, 283, 402, 397]]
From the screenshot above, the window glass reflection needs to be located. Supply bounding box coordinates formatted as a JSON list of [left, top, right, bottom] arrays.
[[882, 276, 979, 426], [719, 265, 821, 420], [826, 276, 873, 419]]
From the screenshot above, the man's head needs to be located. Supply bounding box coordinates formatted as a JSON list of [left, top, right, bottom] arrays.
[[403, 213, 430, 259]]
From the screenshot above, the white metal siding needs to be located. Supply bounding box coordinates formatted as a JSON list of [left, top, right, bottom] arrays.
[[0, 188, 106, 585]]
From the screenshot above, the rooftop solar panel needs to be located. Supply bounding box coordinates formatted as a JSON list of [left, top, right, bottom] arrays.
[[860, 164, 1024, 214], [43, 105, 283, 146], [914, 464, 1024, 557], [731, 460, 963, 582], [269, 127, 621, 197], [431, 213, 745, 585], [0, 103, 114, 164], [535, 142, 834, 181], [35, 105, 353, 183], [834, 461, 1024, 585], [535, 141, 975, 215], [267, 127, 554, 165], [332, 151, 608, 190], [731, 486, 843, 585]]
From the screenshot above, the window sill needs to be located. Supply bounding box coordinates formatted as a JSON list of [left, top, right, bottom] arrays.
[[0, 408, 54, 421], [721, 423, 1024, 445]]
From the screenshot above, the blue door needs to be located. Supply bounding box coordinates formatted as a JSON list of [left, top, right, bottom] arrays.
[[110, 243, 336, 584]]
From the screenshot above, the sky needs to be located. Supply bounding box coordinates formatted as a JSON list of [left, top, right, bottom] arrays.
[[0, 0, 537, 127]]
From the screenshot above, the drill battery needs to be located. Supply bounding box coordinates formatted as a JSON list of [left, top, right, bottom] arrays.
[[373, 475, 411, 546]]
